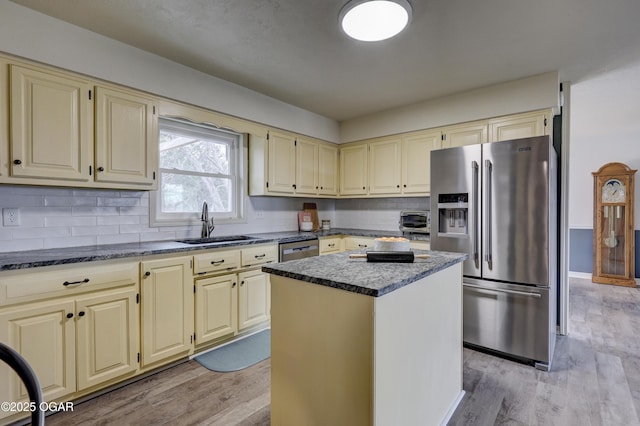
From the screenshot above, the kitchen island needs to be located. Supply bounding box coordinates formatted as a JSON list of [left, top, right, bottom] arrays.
[[262, 250, 467, 426]]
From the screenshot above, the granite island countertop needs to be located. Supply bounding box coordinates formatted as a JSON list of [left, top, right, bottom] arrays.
[[0, 228, 429, 271], [262, 249, 466, 297]]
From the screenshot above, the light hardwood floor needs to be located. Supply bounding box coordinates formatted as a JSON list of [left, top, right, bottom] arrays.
[[45, 277, 640, 426]]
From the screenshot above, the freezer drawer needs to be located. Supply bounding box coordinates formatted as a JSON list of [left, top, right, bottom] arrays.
[[462, 278, 555, 370]]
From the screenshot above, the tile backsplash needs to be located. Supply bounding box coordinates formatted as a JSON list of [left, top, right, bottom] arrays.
[[0, 184, 428, 253]]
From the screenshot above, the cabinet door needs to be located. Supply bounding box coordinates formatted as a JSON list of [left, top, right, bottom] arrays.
[[441, 122, 487, 148], [402, 131, 440, 194], [340, 144, 368, 195], [267, 131, 296, 194], [140, 257, 193, 367], [488, 110, 549, 142], [318, 144, 339, 195], [0, 299, 76, 408], [295, 138, 319, 195], [9, 64, 92, 181], [369, 138, 401, 195], [238, 269, 270, 331], [75, 288, 139, 391], [195, 273, 238, 345], [95, 86, 158, 187]]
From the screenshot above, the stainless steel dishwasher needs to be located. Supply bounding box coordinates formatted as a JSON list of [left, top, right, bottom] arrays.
[[279, 239, 319, 261]]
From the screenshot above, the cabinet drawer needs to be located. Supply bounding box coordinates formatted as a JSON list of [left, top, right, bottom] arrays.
[[409, 241, 430, 250], [319, 237, 342, 254], [0, 262, 139, 306], [193, 249, 240, 275], [343, 237, 375, 251], [241, 245, 278, 267]]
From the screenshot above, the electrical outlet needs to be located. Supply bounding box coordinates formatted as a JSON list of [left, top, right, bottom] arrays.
[[2, 208, 20, 227], [255, 210, 265, 219]]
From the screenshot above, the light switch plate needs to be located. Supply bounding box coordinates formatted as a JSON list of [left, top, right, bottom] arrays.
[[2, 208, 21, 226]]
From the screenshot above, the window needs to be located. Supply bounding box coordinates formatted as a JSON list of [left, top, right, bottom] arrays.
[[151, 118, 245, 226]]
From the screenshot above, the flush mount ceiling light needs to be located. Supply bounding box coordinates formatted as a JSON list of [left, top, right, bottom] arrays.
[[339, 0, 412, 42]]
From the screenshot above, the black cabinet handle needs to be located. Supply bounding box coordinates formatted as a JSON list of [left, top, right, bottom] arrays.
[[240, 280, 245, 286], [232, 282, 236, 287], [97, 166, 105, 172], [210, 260, 225, 265], [66, 313, 74, 319], [144, 271, 151, 277], [13, 159, 22, 165], [397, 185, 400, 188], [63, 278, 90, 286], [78, 311, 85, 317], [254, 254, 266, 259]]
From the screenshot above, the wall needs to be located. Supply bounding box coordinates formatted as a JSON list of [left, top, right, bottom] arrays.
[[340, 72, 559, 142], [0, 1, 340, 143], [0, 185, 336, 253], [569, 59, 640, 276]]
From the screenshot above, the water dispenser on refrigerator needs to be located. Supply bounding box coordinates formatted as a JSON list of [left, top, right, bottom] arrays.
[[437, 193, 469, 237]]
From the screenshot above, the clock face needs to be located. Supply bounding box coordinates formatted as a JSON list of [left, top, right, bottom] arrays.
[[602, 179, 625, 203]]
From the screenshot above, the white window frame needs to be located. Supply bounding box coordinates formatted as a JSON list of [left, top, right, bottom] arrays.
[[150, 117, 247, 227]]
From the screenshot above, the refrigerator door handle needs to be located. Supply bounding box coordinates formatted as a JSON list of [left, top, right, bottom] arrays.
[[484, 159, 493, 269], [464, 283, 542, 298], [472, 160, 479, 268]]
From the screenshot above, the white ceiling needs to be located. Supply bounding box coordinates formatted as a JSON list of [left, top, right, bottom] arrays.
[[10, 0, 640, 121]]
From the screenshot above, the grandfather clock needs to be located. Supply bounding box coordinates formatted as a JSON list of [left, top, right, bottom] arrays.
[[592, 162, 637, 286]]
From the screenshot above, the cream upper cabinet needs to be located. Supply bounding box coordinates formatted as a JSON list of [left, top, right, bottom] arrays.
[[195, 273, 238, 345], [267, 130, 296, 194], [295, 137, 319, 195], [318, 143, 338, 195], [238, 269, 270, 331], [402, 130, 440, 194], [369, 137, 402, 195], [340, 144, 368, 195], [0, 299, 76, 411], [441, 121, 488, 148], [9, 64, 93, 182], [140, 256, 194, 368], [488, 110, 550, 142], [94, 86, 158, 187], [75, 287, 139, 391]]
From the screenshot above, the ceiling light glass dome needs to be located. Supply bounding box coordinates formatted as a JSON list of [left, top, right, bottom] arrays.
[[339, 0, 412, 42]]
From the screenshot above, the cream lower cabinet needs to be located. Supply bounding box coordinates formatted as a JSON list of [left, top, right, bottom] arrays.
[[343, 236, 375, 251], [140, 257, 194, 368], [0, 299, 76, 412], [75, 288, 139, 391], [238, 269, 270, 331], [195, 273, 238, 346], [319, 236, 343, 255], [0, 287, 139, 422]]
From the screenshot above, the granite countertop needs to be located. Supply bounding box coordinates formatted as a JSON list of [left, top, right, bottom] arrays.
[[0, 228, 430, 271], [262, 250, 466, 297]]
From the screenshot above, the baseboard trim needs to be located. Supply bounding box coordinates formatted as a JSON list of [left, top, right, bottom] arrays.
[[441, 390, 465, 426]]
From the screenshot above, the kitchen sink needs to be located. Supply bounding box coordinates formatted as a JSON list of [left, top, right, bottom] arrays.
[[175, 235, 261, 245]]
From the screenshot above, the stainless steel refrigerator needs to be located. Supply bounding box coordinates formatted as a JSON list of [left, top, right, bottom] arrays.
[[430, 136, 557, 371]]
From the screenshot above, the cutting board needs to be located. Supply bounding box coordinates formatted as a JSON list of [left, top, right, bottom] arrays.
[[303, 203, 320, 231]]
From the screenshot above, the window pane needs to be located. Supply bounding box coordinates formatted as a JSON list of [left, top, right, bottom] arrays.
[[161, 173, 232, 213], [159, 131, 230, 174]]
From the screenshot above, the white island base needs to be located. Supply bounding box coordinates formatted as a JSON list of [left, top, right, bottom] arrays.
[[270, 263, 464, 426]]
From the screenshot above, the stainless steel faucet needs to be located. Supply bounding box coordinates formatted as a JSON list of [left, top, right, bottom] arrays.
[[201, 201, 215, 238]]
